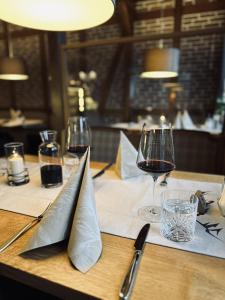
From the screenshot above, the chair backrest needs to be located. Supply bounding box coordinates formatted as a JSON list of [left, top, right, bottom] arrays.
[[0, 132, 14, 157], [89, 127, 225, 174], [173, 129, 223, 174], [90, 127, 120, 163]]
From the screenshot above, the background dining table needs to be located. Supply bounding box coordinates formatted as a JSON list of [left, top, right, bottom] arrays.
[[0, 157, 225, 300]]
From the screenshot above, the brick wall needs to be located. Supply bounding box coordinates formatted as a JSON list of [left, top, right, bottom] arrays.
[[0, 24, 47, 120], [182, 11, 225, 31], [177, 34, 222, 112], [135, 0, 174, 12], [64, 1, 224, 123], [134, 16, 174, 35]]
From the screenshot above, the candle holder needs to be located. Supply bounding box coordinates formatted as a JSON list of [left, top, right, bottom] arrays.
[[4, 142, 29, 186]]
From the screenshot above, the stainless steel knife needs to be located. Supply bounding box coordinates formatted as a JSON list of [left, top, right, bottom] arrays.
[[92, 162, 113, 179], [119, 223, 150, 300]]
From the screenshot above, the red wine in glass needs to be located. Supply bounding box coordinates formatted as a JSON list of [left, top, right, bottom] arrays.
[[66, 116, 91, 161], [137, 125, 175, 222], [41, 164, 62, 188], [137, 160, 175, 178], [68, 145, 88, 159]]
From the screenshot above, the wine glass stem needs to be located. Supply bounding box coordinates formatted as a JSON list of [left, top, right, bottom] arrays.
[[152, 177, 158, 209]]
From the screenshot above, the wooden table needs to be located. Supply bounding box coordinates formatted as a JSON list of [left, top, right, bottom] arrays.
[[0, 160, 225, 300]]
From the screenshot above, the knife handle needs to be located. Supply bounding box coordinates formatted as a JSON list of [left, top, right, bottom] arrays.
[[119, 250, 142, 300]]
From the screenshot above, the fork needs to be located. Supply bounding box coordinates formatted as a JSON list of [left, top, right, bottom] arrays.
[[160, 173, 170, 186], [0, 203, 51, 253]]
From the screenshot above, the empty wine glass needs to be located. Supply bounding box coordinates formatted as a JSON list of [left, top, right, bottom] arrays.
[[136, 124, 175, 222], [65, 116, 91, 162]]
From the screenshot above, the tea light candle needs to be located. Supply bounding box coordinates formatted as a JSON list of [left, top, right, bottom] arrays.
[[160, 115, 166, 124], [8, 152, 24, 175]]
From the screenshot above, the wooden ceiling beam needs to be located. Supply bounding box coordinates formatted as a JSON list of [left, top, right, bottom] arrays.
[[184, 1, 225, 14], [173, 0, 183, 48], [62, 27, 225, 50], [117, 0, 134, 36], [98, 45, 124, 115]]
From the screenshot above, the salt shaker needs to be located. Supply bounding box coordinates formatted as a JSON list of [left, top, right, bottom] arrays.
[[39, 130, 63, 188], [4, 142, 29, 186]]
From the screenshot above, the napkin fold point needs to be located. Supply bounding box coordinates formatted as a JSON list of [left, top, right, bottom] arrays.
[[115, 131, 143, 179]]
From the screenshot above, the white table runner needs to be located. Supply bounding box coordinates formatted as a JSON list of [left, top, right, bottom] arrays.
[[0, 162, 98, 217], [0, 162, 224, 259], [94, 171, 225, 259], [0, 162, 65, 217]]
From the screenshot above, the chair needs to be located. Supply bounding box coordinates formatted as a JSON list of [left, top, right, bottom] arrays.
[[90, 127, 120, 162], [173, 129, 223, 174]]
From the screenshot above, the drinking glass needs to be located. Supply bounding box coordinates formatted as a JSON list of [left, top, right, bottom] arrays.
[[136, 125, 175, 222], [65, 116, 91, 161], [160, 190, 198, 242]]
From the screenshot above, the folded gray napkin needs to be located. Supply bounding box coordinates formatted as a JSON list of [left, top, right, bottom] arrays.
[[173, 111, 183, 129], [182, 110, 196, 129], [22, 148, 102, 273], [115, 131, 143, 179], [218, 186, 225, 217]]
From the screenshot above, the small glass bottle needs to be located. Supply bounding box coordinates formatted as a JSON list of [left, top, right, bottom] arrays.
[[39, 130, 63, 188]]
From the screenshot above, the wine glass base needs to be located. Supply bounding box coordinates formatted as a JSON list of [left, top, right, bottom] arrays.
[[138, 205, 161, 223]]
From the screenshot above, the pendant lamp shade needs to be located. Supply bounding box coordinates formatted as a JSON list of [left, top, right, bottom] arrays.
[[141, 48, 180, 79], [0, 0, 116, 31], [0, 57, 28, 80]]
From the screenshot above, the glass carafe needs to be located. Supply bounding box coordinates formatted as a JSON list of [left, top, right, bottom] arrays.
[[39, 130, 63, 188]]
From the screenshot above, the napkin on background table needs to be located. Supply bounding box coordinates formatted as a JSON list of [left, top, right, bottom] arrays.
[[22, 148, 102, 273], [173, 111, 183, 129], [181, 109, 196, 129], [115, 131, 143, 179]]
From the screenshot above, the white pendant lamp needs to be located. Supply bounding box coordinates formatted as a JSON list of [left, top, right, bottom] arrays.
[[0, 57, 28, 80], [140, 0, 180, 79], [141, 47, 180, 79], [0, 0, 116, 31], [0, 23, 28, 80]]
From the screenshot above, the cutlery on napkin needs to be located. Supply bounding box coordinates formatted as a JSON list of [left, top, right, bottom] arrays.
[[115, 131, 143, 179], [22, 148, 102, 273]]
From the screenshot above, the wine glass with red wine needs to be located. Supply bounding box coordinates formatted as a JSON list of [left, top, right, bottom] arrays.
[[66, 116, 91, 162], [137, 124, 175, 222]]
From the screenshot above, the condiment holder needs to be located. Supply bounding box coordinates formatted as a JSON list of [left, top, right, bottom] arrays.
[[4, 142, 29, 186]]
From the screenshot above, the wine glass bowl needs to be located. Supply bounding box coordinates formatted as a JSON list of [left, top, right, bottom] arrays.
[[137, 125, 175, 222], [66, 116, 91, 160]]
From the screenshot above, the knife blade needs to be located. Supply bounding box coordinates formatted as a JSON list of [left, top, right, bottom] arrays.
[[119, 223, 150, 300], [92, 162, 113, 179]]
